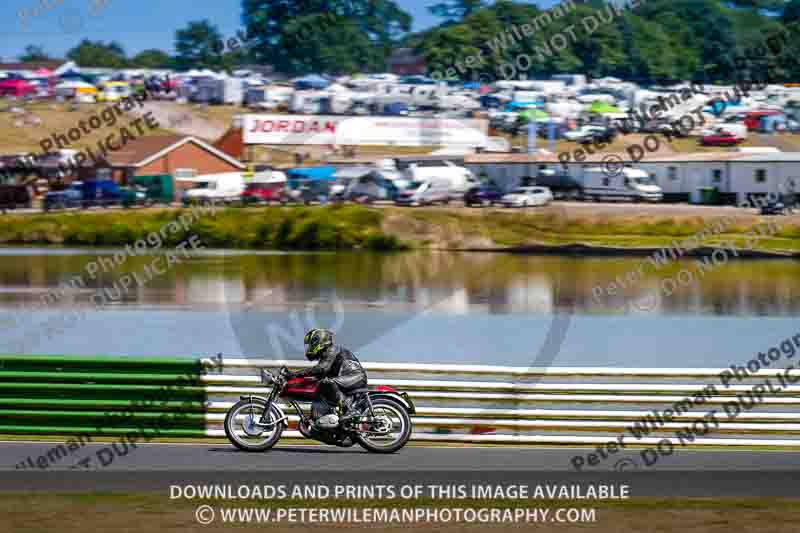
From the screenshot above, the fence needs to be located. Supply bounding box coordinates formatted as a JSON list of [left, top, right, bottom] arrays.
[[2, 354, 800, 447]]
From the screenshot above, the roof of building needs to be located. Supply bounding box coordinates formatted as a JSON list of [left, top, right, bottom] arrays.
[[108, 135, 245, 169], [0, 60, 69, 71], [463, 150, 800, 165]]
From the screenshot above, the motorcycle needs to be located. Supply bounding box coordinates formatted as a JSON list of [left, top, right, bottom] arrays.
[[224, 366, 415, 453]]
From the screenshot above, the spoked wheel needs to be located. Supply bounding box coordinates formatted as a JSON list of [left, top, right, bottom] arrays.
[[354, 399, 412, 454], [224, 400, 283, 452]]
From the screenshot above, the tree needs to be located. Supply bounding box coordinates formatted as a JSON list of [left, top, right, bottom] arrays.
[[66, 40, 128, 68], [131, 49, 173, 69], [428, 0, 485, 21], [19, 45, 51, 62], [173, 20, 227, 71], [242, 0, 412, 74]]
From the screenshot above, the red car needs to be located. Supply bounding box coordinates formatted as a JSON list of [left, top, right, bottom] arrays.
[[743, 111, 782, 131], [241, 181, 285, 205], [699, 133, 742, 147]]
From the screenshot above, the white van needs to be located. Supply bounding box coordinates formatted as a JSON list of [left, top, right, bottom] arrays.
[[580, 167, 663, 202], [181, 172, 245, 205], [394, 177, 452, 206], [404, 161, 479, 198]]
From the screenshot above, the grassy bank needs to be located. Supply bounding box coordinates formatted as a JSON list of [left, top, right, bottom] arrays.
[[381, 206, 800, 255], [2, 204, 800, 254], [0, 206, 403, 251]]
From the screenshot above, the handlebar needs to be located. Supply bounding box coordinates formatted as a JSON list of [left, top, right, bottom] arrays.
[[260, 366, 291, 385]]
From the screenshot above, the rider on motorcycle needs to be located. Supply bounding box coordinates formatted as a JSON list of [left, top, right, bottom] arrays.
[[285, 329, 367, 429]]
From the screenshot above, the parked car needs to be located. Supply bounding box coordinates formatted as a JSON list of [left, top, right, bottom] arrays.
[[80, 179, 122, 208], [742, 110, 783, 131], [760, 194, 794, 215], [43, 182, 83, 211], [577, 127, 616, 145], [394, 178, 451, 206], [564, 125, 608, 142], [500, 186, 553, 207], [699, 132, 742, 147], [280, 179, 331, 205], [533, 169, 583, 200], [464, 184, 504, 207], [43, 180, 120, 210], [121, 175, 174, 208], [241, 181, 285, 205], [0, 184, 32, 212]]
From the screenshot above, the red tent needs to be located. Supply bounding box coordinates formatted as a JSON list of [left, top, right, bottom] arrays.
[[0, 79, 37, 97]]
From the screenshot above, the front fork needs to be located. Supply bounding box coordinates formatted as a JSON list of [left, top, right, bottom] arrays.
[[254, 386, 286, 427]]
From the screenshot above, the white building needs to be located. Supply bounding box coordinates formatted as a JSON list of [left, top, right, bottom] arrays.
[[463, 150, 800, 203]]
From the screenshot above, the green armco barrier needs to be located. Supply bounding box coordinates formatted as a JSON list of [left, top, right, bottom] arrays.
[[0, 371, 207, 384], [0, 398, 206, 412], [0, 383, 206, 401], [0, 355, 210, 437], [0, 425, 210, 438], [0, 355, 203, 374]]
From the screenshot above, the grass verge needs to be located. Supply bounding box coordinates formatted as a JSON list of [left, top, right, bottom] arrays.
[[0, 205, 405, 251], [1, 204, 799, 254], [1, 493, 799, 532]]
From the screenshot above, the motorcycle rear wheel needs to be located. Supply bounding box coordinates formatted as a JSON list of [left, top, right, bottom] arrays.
[[354, 398, 412, 454], [224, 400, 283, 452]]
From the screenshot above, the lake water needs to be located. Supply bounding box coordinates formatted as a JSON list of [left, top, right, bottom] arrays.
[[0, 248, 798, 368]]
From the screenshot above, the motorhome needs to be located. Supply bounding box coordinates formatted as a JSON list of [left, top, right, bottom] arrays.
[[194, 77, 244, 105], [580, 167, 663, 202]]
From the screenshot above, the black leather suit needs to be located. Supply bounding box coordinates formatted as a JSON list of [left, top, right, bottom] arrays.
[[288, 345, 367, 409]]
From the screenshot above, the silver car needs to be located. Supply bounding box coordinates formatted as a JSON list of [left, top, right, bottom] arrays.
[[500, 186, 554, 208]]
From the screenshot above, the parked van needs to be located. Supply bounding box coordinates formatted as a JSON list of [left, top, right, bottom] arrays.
[[404, 161, 479, 198], [580, 167, 663, 202], [181, 172, 245, 205], [97, 82, 132, 103], [395, 177, 452, 206]]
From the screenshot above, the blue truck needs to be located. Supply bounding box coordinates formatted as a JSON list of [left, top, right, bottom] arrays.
[[43, 180, 122, 211], [282, 167, 338, 205]]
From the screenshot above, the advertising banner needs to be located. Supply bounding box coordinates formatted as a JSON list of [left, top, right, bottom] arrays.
[[242, 114, 488, 147]]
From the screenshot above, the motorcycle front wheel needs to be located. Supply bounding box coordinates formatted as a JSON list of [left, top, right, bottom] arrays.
[[224, 400, 284, 452], [354, 398, 412, 454]]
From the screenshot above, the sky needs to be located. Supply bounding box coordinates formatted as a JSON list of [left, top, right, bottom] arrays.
[[1, 0, 559, 62]]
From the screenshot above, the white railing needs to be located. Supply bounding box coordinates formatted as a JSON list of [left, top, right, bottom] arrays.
[[200, 359, 800, 446]]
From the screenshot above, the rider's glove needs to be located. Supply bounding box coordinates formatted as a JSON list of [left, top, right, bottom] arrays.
[[285, 369, 303, 380]]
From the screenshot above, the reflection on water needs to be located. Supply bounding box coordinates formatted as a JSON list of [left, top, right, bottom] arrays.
[[0, 249, 797, 316]]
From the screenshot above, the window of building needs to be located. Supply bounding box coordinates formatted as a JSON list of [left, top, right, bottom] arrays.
[[175, 168, 196, 180], [667, 166, 678, 180], [712, 169, 723, 183], [755, 169, 767, 183], [602, 177, 610, 186]]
